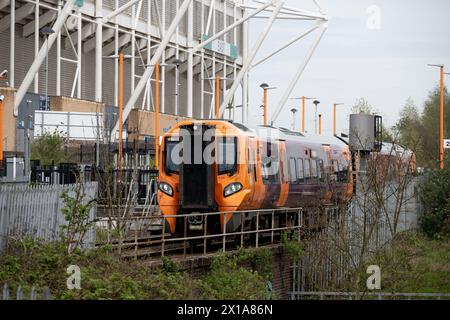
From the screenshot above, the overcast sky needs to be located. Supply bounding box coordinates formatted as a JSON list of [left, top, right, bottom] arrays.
[[243, 0, 450, 135]]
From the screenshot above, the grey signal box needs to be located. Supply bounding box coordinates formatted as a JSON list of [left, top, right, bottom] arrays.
[[349, 114, 382, 152]]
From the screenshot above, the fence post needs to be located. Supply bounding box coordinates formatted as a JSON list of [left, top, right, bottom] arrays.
[[16, 286, 23, 300], [30, 287, 37, 300], [43, 287, 51, 300], [2, 283, 9, 300]]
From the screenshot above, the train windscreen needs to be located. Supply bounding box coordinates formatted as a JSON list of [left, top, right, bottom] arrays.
[[165, 139, 180, 174], [218, 137, 237, 175]]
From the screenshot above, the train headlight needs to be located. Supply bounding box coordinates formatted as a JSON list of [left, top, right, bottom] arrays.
[[159, 182, 173, 196], [223, 182, 243, 197]]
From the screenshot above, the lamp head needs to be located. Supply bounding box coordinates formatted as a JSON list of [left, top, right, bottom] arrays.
[[40, 26, 55, 36], [0, 69, 8, 80], [260, 83, 269, 90], [313, 100, 320, 106]]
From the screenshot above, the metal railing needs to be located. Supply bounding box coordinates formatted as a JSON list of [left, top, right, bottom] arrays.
[[97, 207, 304, 259], [290, 291, 450, 300], [2, 284, 51, 300]]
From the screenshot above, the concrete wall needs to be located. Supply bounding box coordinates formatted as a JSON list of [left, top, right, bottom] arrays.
[[128, 109, 190, 141], [50, 96, 105, 114]]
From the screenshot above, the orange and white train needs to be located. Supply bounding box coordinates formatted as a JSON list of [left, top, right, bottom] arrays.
[[157, 120, 353, 235]]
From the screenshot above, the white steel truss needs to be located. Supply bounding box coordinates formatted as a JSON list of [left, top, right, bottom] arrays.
[[3, 0, 328, 138]]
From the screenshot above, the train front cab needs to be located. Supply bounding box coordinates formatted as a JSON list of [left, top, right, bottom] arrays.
[[157, 121, 254, 236]]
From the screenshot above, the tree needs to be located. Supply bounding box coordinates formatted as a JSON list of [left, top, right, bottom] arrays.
[[393, 98, 423, 163], [419, 85, 450, 168], [31, 131, 71, 165]]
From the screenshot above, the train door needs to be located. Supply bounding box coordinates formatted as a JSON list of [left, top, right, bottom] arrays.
[[275, 141, 289, 207]]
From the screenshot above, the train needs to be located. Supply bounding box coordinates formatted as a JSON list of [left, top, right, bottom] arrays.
[[157, 119, 354, 236]]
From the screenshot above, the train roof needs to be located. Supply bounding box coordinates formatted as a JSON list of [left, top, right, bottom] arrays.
[[227, 122, 349, 149]]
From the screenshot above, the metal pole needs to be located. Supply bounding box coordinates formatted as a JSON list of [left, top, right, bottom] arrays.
[[263, 88, 268, 126], [111, 0, 193, 136], [95, 0, 103, 102], [439, 66, 444, 169], [118, 52, 124, 182], [10, 0, 15, 88], [0, 98, 3, 161], [319, 114, 322, 135], [315, 104, 318, 134], [186, 0, 194, 118], [45, 37, 49, 110], [216, 75, 220, 119], [155, 63, 160, 168], [34, 0, 39, 93], [440, 66, 445, 169], [302, 96, 305, 133], [270, 23, 327, 124], [175, 65, 179, 115], [333, 104, 336, 136], [220, 0, 285, 116]]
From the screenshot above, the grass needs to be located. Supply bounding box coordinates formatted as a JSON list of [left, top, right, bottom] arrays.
[[369, 232, 450, 293]]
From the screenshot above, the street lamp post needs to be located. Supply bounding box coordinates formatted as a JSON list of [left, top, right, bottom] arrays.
[[260, 83, 277, 126], [313, 100, 320, 134], [428, 64, 450, 169], [318, 114, 322, 135], [0, 70, 7, 163], [172, 58, 183, 116], [290, 96, 315, 133], [333, 103, 344, 136], [40, 27, 55, 111], [290, 108, 297, 131]]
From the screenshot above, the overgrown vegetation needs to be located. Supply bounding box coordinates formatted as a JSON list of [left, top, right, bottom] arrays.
[[30, 130, 72, 165], [349, 231, 450, 294], [0, 239, 278, 300], [419, 160, 450, 239]]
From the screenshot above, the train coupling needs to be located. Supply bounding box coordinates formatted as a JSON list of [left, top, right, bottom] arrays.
[[188, 214, 204, 231]]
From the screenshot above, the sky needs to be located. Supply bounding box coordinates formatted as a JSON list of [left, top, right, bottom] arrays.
[[241, 0, 450, 135]]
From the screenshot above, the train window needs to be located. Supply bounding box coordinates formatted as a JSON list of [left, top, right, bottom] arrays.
[[247, 149, 251, 174], [297, 159, 304, 183], [304, 159, 311, 180], [218, 137, 237, 175], [311, 160, 318, 178], [317, 159, 325, 182], [262, 158, 279, 184], [165, 139, 180, 174], [289, 158, 297, 183]]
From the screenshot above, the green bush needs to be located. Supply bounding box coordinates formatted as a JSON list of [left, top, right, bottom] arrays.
[[201, 254, 267, 300], [419, 161, 450, 238]]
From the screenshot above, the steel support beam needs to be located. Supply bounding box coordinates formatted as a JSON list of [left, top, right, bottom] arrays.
[[270, 23, 328, 124], [14, 0, 76, 115], [0, 3, 34, 32], [111, 0, 193, 137], [95, 0, 102, 102], [220, 0, 284, 117], [23, 9, 57, 37]]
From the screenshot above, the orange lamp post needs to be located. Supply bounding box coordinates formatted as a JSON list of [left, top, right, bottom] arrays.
[[155, 63, 160, 169], [318, 114, 322, 135], [118, 52, 124, 182], [216, 75, 220, 119], [429, 64, 448, 169], [0, 96, 3, 162]]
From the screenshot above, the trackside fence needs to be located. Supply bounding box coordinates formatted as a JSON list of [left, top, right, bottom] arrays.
[[0, 182, 98, 252]]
